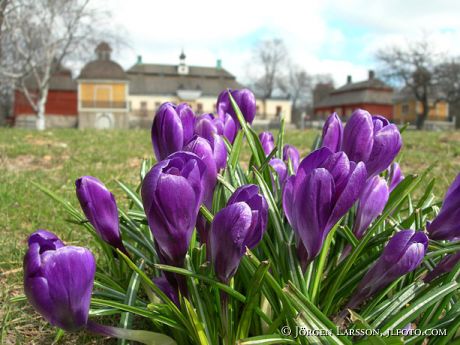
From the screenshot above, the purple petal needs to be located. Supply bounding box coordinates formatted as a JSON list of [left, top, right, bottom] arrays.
[[210, 202, 253, 282], [353, 176, 389, 238], [151, 103, 184, 160], [343, 109, 374, 163], [365, 124, 402, 177], [322, 112, 343, 152]]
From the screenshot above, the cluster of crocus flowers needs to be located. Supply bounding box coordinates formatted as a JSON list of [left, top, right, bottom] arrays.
[[24, 85, 460, 344], [321, 110, 402, 177]]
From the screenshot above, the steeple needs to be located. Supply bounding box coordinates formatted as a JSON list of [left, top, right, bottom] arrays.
[[95, 42, 112, 61], [178, 49, 189, 75]]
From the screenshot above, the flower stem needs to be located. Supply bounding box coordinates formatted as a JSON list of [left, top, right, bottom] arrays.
[[86, 320, 176, 345]]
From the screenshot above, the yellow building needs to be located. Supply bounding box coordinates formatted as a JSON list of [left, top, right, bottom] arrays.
[[393, 88, 449, 124], [77, 42, 130, 129], [127, 53, 292, 127]]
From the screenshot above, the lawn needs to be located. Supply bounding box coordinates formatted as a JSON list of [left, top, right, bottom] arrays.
[[1, 128, 460, 344]]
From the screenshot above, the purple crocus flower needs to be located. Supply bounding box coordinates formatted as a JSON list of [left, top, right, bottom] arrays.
[[151, 102, 196, 161], [75, 176, 128, 255], [259, 131, 275, 156], [283, 144, 300, 173], [269, 158, 287, 187], [217, 88, 257, 125], [195, 112, 237, 145], [322, 110, 402, 177], [388, 162, 404, 192], [353, 176, 389, 239], [24, 230, 95, 331], [210, 185, 268, 283], [427, 173, 460, 240], [153, 276, 180, 306], [347, 230, 428, 309], [322, 113, 343, 153], [194, 115, 227, 171], [184, 136, 218, 208], [283, 147, 367, 265], [425, 251, 460, 282], [141, 152, 206, 268]]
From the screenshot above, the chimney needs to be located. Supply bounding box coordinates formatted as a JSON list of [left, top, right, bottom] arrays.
[[346, 75, 352, 84], [137, 55, 142, 64], [216, 59, 222, 69], [368, 70, 375, 80]]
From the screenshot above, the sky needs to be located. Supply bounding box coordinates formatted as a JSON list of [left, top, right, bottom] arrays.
[[96, 0, 460, 87]]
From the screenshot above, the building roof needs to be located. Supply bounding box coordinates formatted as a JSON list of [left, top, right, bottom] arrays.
[[22, 64, 77, 91], [315, 72, 394, 108], [127, 63, 244, 96], [393, 85, 445, 102], [79, 60, 128, 80], [78, 42, 128, 81]]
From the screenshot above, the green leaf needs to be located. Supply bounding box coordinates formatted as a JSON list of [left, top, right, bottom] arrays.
[[380, 281, 459, 332], [118, 260, 144, 345], [237, 261, 270, 339], [236, 335, 297, 345], [116, 180, 144, 210]]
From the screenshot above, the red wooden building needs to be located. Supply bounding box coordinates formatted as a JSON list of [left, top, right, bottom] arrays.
[[313, 70, 394, 120], [14, 66, 78, 128]]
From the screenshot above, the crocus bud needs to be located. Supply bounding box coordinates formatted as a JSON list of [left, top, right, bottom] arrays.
[[321, 113, 343, 153], [217, 88, 256, 125], [151, 103, 196, 161], [269, 158, 287, 187], [283, 147, 367, 264], [153, 276, 180, 306], [259, 131, 275, 156], [76, 176, 127, 255], [353, 176, 389, 239], [210, 185, 268, 282], [342, 109, 374, 163], [184, 136, 217, 208], [342, 110, 402, 177], [24, 230, 95, 331], [194, 115, 227, 171], [388, 162, 404, 192], [425, 251, 460, 282], [283, 144, 300, 173], [141, 152, 206, 268], [347, 230, 428, 309], [427, 173, 460, 240]]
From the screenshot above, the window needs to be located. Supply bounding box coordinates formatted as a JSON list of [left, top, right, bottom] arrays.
[[256, 105, 260, 114], [197, 103, 203, 113], [276, 106, 282, 117], [140, 101, 148, 116], [402, 104, 409, 115], [155, 102, 161, 111]]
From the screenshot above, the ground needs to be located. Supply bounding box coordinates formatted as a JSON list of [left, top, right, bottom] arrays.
[[1, 128, 459, 344]]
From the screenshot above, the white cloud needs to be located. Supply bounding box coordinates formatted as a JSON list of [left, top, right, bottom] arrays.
[[95, 0, 460, 87]]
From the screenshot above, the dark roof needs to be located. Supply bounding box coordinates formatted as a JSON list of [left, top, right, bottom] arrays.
[[78, 60, 128, 80], [127, 63, 244, 96], [22, 65, 76, 91], [332, 78, 392, 94], [393, 85, 445, 102], [315, 77, 394, 108]]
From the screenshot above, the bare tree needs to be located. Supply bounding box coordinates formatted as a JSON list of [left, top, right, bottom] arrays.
[[434, 59, 460, 127], [248, 38, 289, 118], [279, 64, 312, 125], [1, 0, 122, 130], [376, 39, 438, 129]]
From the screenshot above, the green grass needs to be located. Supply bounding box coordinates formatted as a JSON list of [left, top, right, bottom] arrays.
[[1, 128, 459, 344]]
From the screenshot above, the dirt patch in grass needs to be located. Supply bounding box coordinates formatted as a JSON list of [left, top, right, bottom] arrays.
[[1, 154, 61, 172]]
